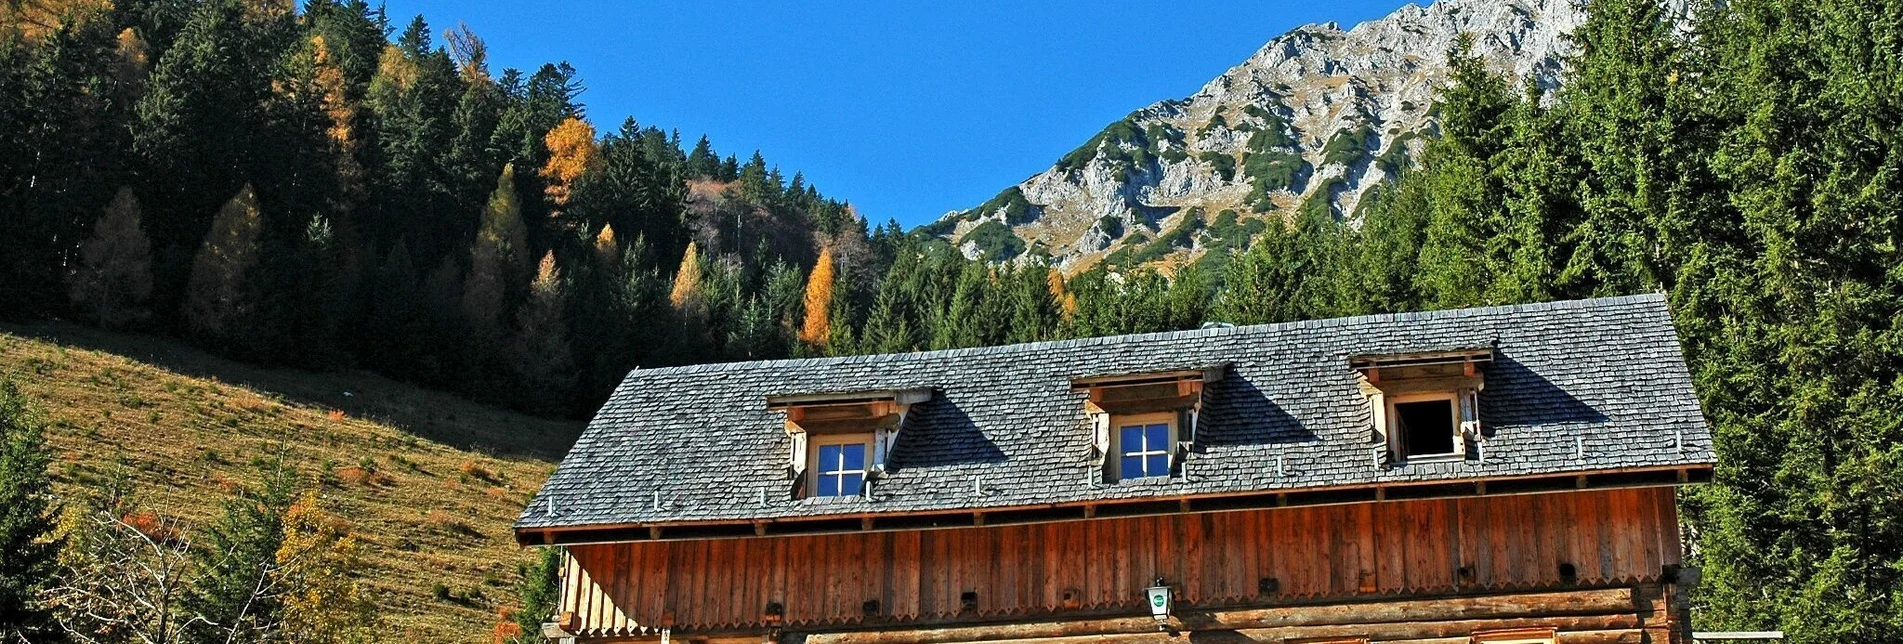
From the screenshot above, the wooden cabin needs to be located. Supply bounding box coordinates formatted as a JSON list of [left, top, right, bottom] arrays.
[[516, 295, 1716, 644]]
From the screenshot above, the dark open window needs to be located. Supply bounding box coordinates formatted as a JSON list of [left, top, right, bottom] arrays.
[[1394, 397, 1457, 457]]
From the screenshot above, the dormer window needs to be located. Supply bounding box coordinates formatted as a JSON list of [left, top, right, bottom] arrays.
[[1114, 413, 1175, 480], [768, 389, 932, 499], [810, 435, 869, 497], [1351, 349, 1491, 464], [1072, 366, 1224, 483], [1391, 393, 1458, 457]]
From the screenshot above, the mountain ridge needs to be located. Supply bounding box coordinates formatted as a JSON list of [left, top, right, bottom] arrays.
[[927, 0, 1594, 269]]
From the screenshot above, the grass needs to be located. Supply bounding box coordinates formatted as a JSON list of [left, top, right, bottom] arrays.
[[0, 321, 584, 642]]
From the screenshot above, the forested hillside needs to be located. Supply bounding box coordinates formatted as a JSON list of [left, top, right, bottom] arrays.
[[3, 0, 1901, 642], [0, 0, 871, 419]]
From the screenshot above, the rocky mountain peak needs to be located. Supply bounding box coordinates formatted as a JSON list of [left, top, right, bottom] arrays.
[[928, 0, 1598, 270]]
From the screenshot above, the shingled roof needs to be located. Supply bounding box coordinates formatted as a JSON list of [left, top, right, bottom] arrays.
[[516, 294, 1714, 537]]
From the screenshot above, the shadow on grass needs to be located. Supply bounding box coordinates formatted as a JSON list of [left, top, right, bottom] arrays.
[[2, 320, 584, 461]]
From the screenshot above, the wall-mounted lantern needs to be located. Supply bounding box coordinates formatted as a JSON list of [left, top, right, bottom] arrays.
[[1144, 577, 1172, 629]]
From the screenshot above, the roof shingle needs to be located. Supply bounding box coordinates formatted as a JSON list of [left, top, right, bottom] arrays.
[[516, 294, 1714, 531]]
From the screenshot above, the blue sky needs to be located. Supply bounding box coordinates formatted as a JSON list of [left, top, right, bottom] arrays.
[[378, 1, 1411, 227]]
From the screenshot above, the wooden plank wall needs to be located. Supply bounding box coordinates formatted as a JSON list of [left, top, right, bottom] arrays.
[[558, 487, 1681, 635]]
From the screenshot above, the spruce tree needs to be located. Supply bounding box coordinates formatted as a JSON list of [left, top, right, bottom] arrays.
[[182, 456, 299, 644], [1557, 0, 1688, 296], [1416, 36, 1517, 309], [0, 379, 60, 642], [684, 135, 718, 179], [1687, 0, 1903, 640]]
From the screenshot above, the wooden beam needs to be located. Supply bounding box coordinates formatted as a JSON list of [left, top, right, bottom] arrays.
[[1692, 633, 1785, 641], [799, 589, 1640, 644], [842, 619, 1641, 644], [1377, 631, 1644, 644], [515, 465, 1713, 545], [1070, 370, 1210, 390]]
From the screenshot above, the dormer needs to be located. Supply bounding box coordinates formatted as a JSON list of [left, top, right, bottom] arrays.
[[1351, 349, 1492, 465], [768, 389, 932, 498], [1071, 366, 1225, 483]]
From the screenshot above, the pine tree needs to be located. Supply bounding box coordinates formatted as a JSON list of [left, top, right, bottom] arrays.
[[798, 247, 835, 346], [684, 135, 718, 179], [184, 184, 264, 347], [68, 187, 155, 329], [0, 379, 60, 642], [464, 163, 528, 345], [512, 251, 576, 414]]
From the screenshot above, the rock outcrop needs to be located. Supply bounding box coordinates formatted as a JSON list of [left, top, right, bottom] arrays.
[[930, 0, 1594, 269]]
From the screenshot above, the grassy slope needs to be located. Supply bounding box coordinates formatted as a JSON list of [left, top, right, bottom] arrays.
[[0, 321, 584, 642]]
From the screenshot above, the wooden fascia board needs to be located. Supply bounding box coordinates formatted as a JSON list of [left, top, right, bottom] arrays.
[[512, 463, 1712, 546], [1069, 365, 1226, 391], [766, 388, 932, 410], [1348, 349, 1495, 370]]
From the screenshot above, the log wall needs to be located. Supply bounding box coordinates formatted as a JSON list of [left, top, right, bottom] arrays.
[[556, 488, 1682, 640]]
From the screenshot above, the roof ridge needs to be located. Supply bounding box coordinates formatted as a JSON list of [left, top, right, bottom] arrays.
[[616, 294, 1668, 380]]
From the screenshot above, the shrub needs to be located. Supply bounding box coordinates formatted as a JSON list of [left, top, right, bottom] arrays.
[[458, 460, 498, 484], [426, 509, 477, 536], [1321, 124, 1374, 166], [958, 221, 1025, 262], [1199, 151, 1237, 181]]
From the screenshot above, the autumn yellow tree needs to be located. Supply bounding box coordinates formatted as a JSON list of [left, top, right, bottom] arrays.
[[444, 23, 490, 84], [110, 27, 149, 91], [541, 116, 599, 211], [185, 185, 264, 342], [463, 164, 528, 343], [309, 35, 363, 203], [67, 187, 153, 329], [593, 224, 619, 269], [511, 251, 576, 413], [668, 241, 704, 315], [276, 492, 378, 644], [1048, 268, 1077, 323], [798, 247, 836, 346], [0, 0, 109, 41]]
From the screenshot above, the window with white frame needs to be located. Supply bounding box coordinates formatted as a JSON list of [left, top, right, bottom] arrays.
[[808, 434, 871, 497], [1351, 349, 1489, 465], [1113, 412, 1175, 481], [1390, 392, 1460, 459]]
